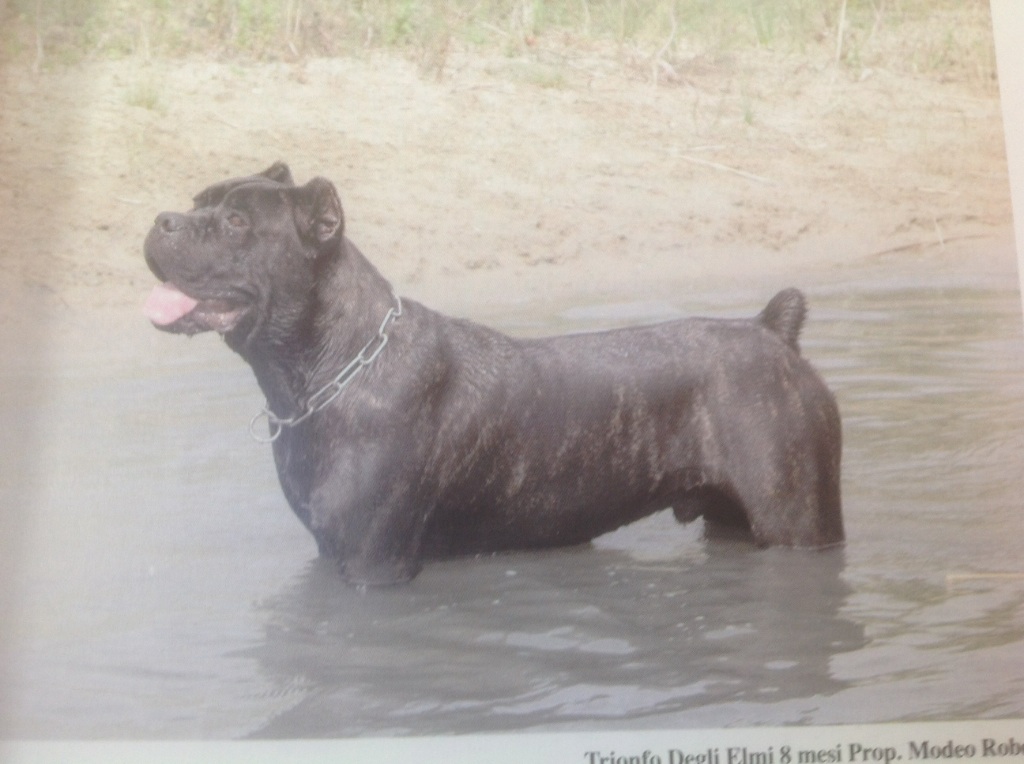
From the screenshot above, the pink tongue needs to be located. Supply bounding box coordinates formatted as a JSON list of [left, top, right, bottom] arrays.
[[143, 282, 199, 325]]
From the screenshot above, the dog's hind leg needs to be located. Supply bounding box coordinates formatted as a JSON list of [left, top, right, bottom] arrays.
[[726, 444, 843, 549]]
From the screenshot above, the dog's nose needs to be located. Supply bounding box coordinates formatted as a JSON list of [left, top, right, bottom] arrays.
[[155, 212, 187, 234]]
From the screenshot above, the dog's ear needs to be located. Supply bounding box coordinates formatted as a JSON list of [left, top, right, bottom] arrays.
[[258, 161, 294, 186], [291, 177, 344, 250], [193, 162, 296, 209]]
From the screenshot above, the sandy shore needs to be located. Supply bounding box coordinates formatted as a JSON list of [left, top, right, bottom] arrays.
[[0, 42, 1015, 349]]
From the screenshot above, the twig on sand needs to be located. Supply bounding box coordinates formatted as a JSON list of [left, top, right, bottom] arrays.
[[932, 214, 945, 249], [677, 154, 773, 185], [478, 21, 511, 39], [866, 233, 986, 259], [834, 0, 849, 66], [652, 3, 678, 86], [947, 573, 1024, 590], [214, 116, 247, 131]]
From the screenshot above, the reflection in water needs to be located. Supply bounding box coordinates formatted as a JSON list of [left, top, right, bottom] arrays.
[[247, 539, 862, 737], [817, 288, 1024, 574], [4, 285, 1024, 736]]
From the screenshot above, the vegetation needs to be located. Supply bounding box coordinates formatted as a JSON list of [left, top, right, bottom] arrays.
[[0, 0, 997, 85]]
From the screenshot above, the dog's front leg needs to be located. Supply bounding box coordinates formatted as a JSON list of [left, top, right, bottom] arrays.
[[307, 449, 429, 586], [337, 498, 427, 587]]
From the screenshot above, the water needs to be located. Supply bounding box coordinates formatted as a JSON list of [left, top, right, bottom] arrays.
[[3, 281, 1024, 738]]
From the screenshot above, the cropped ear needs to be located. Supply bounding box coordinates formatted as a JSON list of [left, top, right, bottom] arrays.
[[192, 162, 295, 209], [291, 177, 344, 250], [258, 161, 294, 186]]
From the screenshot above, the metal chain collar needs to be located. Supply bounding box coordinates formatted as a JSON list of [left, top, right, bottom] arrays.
[[249, 292, 404, 443]]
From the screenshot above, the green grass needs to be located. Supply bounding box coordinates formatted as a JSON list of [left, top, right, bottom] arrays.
[[0, 0, 997, 86], [124, 78, 164, 111]]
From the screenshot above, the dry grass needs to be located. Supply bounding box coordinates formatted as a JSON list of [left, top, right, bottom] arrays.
[[0, 0, 997, 88]]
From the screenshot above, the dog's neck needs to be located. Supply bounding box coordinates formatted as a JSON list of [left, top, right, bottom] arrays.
[[229, 238, 398, 422]]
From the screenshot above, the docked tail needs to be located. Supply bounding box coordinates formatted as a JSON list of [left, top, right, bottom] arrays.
[[758, 288, 807, 352]]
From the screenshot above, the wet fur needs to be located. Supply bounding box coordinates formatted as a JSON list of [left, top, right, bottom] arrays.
[[143, 163, 844, 586]]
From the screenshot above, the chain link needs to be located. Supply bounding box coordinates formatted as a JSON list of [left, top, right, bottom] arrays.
[[249, 292, 404, 443]]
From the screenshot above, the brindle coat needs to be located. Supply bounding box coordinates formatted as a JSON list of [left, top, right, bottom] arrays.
[[143, 163, 843, 585]]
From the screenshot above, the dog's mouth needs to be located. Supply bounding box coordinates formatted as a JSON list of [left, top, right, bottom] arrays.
[[143, 281, 247, 335]]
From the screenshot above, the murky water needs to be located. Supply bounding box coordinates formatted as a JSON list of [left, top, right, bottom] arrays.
[[3, 280, 1024, 738]]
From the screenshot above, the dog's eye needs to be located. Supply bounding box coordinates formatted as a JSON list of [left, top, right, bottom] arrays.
[[226, 213, 248, 229]]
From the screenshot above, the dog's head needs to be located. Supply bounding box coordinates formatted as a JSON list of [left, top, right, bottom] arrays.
[[142, 162, 344, 340]]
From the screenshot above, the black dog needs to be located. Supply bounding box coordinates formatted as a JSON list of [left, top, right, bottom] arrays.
[[143, 162, 843, 585]]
